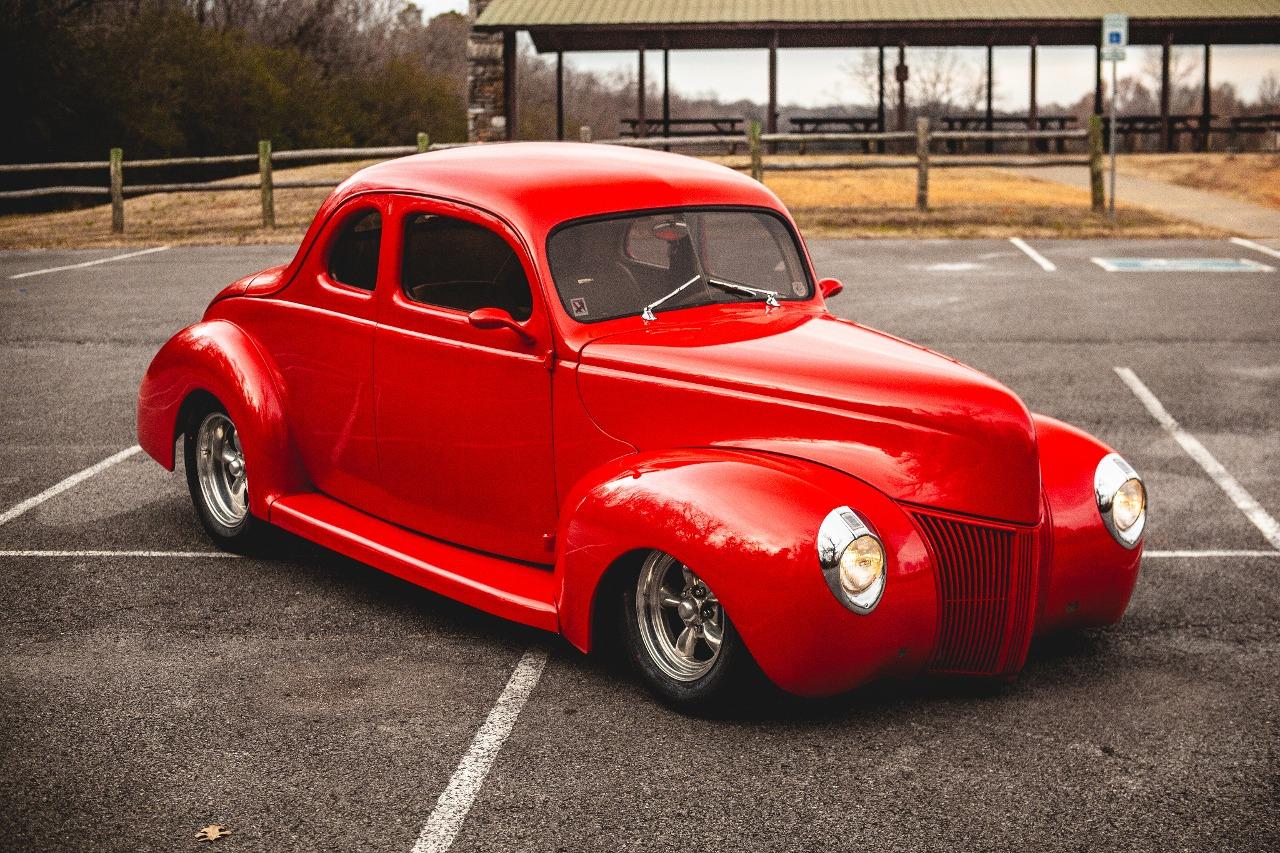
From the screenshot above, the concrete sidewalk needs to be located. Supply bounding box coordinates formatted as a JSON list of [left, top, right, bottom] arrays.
[[1007, 165, 1280, 237]]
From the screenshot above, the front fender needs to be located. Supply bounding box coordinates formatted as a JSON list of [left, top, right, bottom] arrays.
[[1034, 414, 1143, 634], [136, 320, 306, 517], [555, 448, 937, 697]]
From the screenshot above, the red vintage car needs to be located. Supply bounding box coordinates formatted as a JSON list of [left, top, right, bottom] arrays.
[[137, 143, 1145, 709]]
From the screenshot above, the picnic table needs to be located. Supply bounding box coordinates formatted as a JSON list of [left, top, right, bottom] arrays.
[[620, 117, 745, 152], [788, 116, 883, 152], [1227, 114, 1280, 149], [1100, 114, 1216, 152], [940, 114, 1077, 152]]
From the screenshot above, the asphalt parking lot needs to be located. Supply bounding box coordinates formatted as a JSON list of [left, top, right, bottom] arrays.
[[1, 236, 1277, 851]]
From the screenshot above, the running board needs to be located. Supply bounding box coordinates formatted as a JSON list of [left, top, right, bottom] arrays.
[[270, 493, 558, 632]]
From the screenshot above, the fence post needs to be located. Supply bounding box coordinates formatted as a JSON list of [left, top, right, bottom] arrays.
[[1087, 115, 1105, 213], [258, 139, 274, 229], [749, 121, 763, 183], [915, 117, 930, 212], [417, 132, 430, 153], [579, 126, 592, 143], [109, 148, 124, 234]]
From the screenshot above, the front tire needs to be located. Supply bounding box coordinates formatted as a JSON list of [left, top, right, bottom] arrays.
[[621, 550, 759, 712], [184, 403, 267, 553]]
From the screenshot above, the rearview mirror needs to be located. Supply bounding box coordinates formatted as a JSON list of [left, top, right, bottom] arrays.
[[818, 277, 844, 299], [468, 307, 535, 344]]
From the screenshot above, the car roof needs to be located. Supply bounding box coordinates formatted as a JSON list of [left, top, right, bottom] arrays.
[[328, 142, 788, 236]]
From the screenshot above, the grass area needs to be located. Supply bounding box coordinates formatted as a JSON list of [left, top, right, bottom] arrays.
[[0, 159, 377, 250], [0, 153, 1220, 249], [1116, 153, 1280, 211], [762, 165, 1213, 238]]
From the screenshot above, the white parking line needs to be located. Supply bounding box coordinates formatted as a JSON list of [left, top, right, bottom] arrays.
[[1229, 236, 1280, 260], [411, 649, 548, 853], [8, 246, 171, 280], [1009, 237, 1056, 271], [1145, 550, 1280, 559], [0, 446, 141, 526], [0, 550, 235, 558], [1115, 367, 1280, 551]]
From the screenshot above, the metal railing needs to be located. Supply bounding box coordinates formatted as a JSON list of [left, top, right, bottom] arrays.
[[0, 118, 1108, 234]]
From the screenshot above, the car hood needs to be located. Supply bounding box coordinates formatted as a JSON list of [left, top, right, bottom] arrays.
[[576, 310, 1041, 524]]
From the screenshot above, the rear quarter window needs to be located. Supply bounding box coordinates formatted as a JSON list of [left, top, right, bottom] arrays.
[[328, 209, 381, 291]]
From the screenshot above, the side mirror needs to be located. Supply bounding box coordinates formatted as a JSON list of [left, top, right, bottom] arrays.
[[818, 277, 844, 299], [468, 307, 535, 344]]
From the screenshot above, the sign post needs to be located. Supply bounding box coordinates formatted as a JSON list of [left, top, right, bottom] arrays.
[[1101, 14, 1128, 217]]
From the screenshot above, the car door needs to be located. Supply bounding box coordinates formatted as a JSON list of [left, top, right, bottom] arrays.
[[372, 196, 558, 565], [261, 196, 389, 509]]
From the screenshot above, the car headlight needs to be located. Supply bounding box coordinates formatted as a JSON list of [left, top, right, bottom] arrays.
[[818, 507, 886, 614], [1094, 453, 1146, 548]]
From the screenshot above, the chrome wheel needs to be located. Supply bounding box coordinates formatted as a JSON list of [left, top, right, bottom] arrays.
[[195, 411, 247, 529], [635, 552, 725, 682]]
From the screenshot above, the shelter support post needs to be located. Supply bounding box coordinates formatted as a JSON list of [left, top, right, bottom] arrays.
[[985, 43, 994, 153], [1160, 33, 1172, 151], [502, 30, 517, 140], [896, 43, 908, 135], [663, 48, 671, 138], [555, 51, 564, 141], [1028, 37, 1038, 154], [1094, 43, 1104, 115], [637, 46, 646, 138], [1201, 44, 1212, 151], [877, 45, 886, 152], [767, 31, 778, 153]]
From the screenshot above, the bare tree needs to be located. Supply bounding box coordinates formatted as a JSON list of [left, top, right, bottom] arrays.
[[841, 47, 982, 117], [1259, 71, 1280, 110], [910, 48, 981, 115]]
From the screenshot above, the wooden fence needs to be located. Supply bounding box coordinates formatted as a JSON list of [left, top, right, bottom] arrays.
[[609, 116, 1107, 213], [0, 118, 1107, 234]]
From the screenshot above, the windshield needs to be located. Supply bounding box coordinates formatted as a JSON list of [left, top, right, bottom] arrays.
[[546, 208, 812, 323]]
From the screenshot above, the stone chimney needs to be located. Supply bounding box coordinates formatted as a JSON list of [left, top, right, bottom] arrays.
[[467, 0, 507, 142]]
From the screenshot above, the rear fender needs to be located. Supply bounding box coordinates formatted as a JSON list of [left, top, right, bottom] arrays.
[[555, 448, 937, 697], [1034, 414, 1143, 633], [136, 320, 306, 517]]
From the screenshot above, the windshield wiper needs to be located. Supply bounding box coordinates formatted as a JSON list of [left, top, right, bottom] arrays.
[[706, 276, 780, 308], [641, 274, 702, 322]]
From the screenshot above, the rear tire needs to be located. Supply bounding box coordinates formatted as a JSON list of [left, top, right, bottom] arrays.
[[620, 550, 761, 713], [183, 401, 268, 553]]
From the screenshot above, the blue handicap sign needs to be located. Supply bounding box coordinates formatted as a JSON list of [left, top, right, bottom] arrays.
[[1108, 32, 1122, 44], [1092, 257, 1276, 272]]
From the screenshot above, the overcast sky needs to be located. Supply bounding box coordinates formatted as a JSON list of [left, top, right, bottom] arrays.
[[419, 1, 1278, 108]]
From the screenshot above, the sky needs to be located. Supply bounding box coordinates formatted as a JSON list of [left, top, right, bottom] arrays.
[[418, 1, 1279, 109]]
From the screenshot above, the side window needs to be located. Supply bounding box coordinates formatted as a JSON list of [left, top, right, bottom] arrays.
[[401, 213, 533, 321], [328, 209, 381, 291]]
